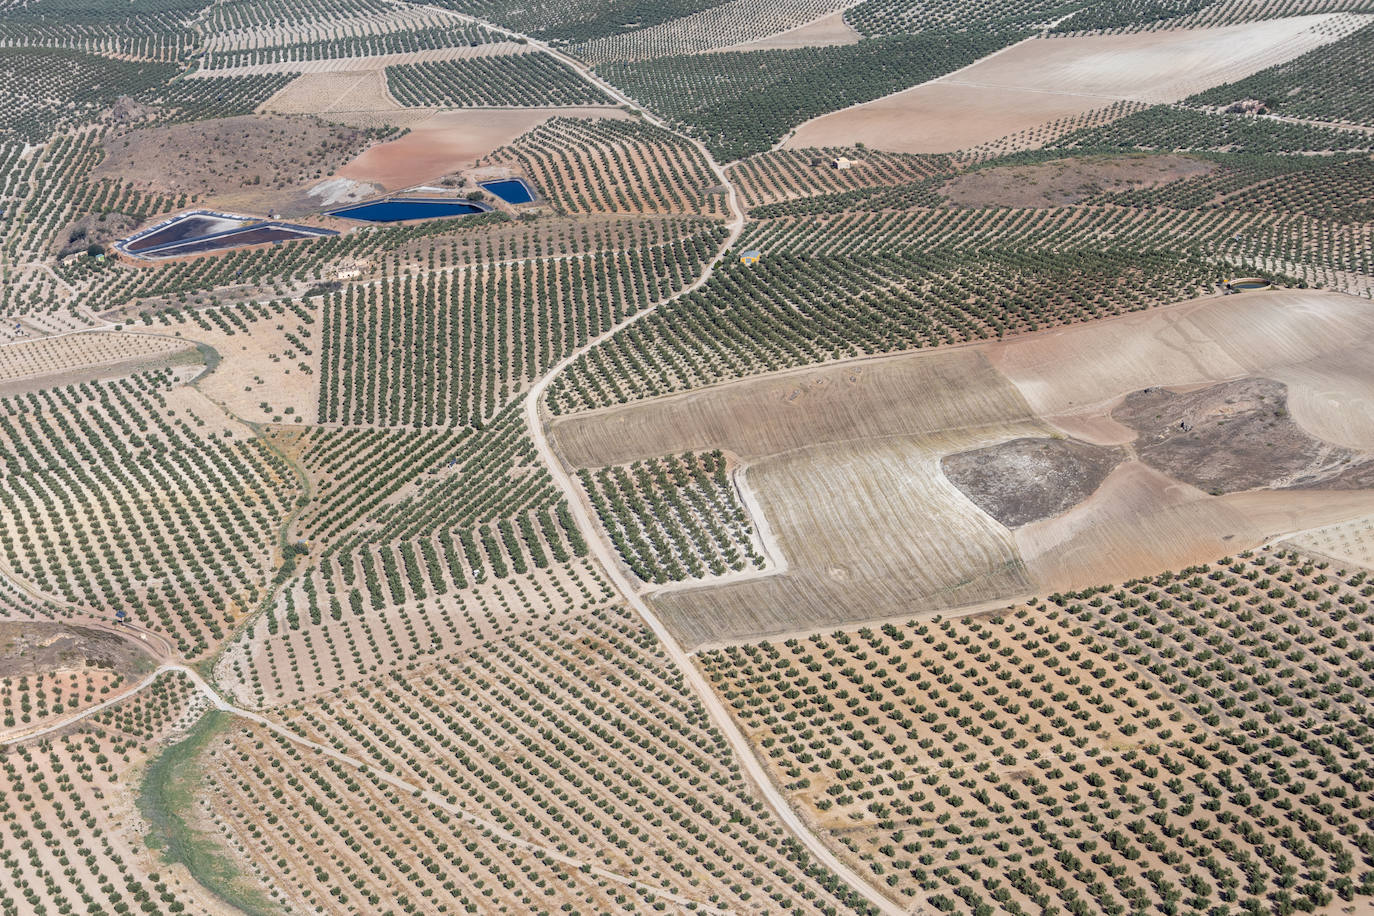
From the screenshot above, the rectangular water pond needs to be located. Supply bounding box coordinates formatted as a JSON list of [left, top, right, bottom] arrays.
[[479, 178, 536, 205], [330, 198, 491, 223]]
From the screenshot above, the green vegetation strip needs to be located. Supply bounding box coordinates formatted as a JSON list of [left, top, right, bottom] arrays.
[[139, 710, 277, 916]]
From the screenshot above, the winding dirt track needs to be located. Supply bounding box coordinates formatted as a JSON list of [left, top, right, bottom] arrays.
[[396, 2, 917, 911], [3, 5, 918, 910]]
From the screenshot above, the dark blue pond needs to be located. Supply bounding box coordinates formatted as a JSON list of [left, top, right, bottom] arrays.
[[331, 198, 490, 223], [480, 178, 535, 205]]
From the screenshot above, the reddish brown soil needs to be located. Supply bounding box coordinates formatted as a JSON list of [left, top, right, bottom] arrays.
[[941, 154, 1216, 208]]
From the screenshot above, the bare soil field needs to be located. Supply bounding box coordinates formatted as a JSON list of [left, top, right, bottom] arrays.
[[942, 436, 1124, 526], [940, 153, 1216, 208], [987, 290, 1374, 449], [260, 69, 400, 118], [335, 107, 628, 190], [789, 81, 1116, 155], [553, 289, 1374, 647], [1115, 377, 1374, 492], [785, 14, 1357, 153], [710, 9, 860, 52], [553, 346, 1038, 467], [96, 115, 379, 214]]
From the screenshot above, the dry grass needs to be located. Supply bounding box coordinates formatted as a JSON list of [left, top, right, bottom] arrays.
[[160, 305, 322, 426], [259, 69, 400, 116]]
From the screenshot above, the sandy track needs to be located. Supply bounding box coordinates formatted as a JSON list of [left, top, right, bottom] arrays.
[[377, 3, 916, 911], [785, 13, 1368, 152], [1, 666, 734, 914]]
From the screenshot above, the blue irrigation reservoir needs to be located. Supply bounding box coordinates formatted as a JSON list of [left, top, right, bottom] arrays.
[[330, 198, 492, 223], [479, 178, 536, 205]]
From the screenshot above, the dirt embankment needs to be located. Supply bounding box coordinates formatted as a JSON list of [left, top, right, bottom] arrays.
[[940, 154, 1216, 208], [941, 436, 1125, 526], [0, 621, 150, 679], [1113, 377, 1374, 494]]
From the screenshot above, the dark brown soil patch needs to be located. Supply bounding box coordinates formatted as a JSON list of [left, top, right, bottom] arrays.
[[1113, 378, 1374, 494], [941, 154, 1216, 208], [0, 621, 149, 680], [95, 114, 386, 214], [942, 436, 1125, 527]]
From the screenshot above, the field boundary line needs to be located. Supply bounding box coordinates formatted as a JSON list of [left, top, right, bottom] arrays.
[[768, 30, 1049, 151], [489, 21, 918, 911]]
